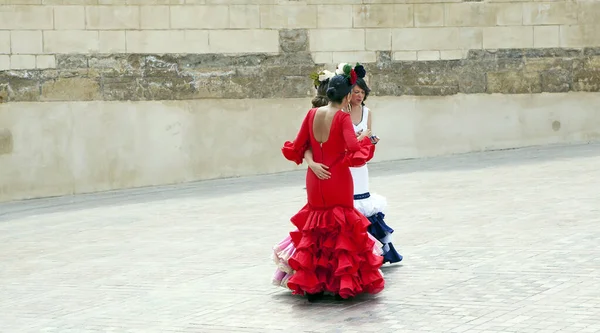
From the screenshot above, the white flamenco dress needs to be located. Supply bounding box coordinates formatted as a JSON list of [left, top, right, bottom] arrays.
[[350, 106, 403, 264]]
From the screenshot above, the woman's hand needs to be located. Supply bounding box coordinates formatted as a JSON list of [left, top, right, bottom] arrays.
[[357, 129, 372, 141], [308, 161, 331, 180]]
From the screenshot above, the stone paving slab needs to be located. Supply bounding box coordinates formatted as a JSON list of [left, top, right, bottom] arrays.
[[1, 143, 600, 333]]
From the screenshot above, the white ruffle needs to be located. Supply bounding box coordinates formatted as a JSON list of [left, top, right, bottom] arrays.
[[353, 192, 387, 217]]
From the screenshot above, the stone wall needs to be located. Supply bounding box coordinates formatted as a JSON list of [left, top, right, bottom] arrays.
[[1, 0, 600, 201], [1, 0, 600, 101], [0, 0, 599, 66]]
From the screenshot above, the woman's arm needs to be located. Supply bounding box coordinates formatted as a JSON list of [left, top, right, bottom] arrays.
[[304, 149, 314, 164], [304, 148, 331, 180], [342, 113, 372, 152]]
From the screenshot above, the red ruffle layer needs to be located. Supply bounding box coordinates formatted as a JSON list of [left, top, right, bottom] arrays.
[[286, 205, 385, 299]]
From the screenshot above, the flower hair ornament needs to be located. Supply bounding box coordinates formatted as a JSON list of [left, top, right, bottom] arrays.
[[309, 69, 335, 88], [334, 62, 366, 86]]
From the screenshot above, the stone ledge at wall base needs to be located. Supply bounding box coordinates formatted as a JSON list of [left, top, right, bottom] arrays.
[[2, 48, 600, 102], [1, 93, 600, 203]]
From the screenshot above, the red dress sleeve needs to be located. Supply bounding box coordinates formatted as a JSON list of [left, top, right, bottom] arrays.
[[282, 109, 313, 165], [340, 112, 375, 167]]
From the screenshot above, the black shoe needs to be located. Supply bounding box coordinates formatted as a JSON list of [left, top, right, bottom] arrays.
[[306, 292, 324, 302]]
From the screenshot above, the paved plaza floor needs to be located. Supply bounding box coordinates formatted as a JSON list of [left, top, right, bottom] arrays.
[[1, 143, 600, 333]]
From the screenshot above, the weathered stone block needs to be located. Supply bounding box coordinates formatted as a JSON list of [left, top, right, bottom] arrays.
[[144, 76, 185, 101], [2, 75, 41, 102], [367, 74, 402, 96], [522, 48, 582, 59], [41, 77, 100, 101], [56, 55, 88, 69], [575, 73, 600, 91], [400, 61, 461, 87], [583, 48, 600, 57], [279, 29, 309, 53], [376, 51, 393, 67], [541, 69, 571, 93], [101, 76, 144, 101], [458, 61, 489, 94], [524, 58, 572, 74], [573, 67, 600, 92], [487, 71, 541, 94], [0, 129, 13, 155]]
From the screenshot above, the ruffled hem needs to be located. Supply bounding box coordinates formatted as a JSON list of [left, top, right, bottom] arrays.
[[367, 212, 403, 264], [272, 231, 383, 290], [344, 136, 376, 168], [285, 204, 385, 299], [353, 192, 387, 217], [272, 268, 293, 288]]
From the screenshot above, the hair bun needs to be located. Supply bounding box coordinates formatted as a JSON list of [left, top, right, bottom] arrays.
[[326, 86, 337, 99]]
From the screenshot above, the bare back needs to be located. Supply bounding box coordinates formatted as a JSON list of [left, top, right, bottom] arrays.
[[312, 106, 339, 144]]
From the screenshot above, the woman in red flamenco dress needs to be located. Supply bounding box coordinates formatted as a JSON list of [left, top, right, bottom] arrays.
[[280, 71, 385, 301]]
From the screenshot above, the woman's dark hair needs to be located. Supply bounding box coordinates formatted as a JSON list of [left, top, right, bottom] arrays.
[[354, 78, 371, 106], [326, 75, 352, 104], [312, 78, 330, 107]]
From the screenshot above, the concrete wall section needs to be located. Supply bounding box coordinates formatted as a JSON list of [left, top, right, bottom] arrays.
[[2, 92, 599, 202]]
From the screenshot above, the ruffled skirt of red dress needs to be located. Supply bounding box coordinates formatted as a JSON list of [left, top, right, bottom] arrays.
[[286, 204, 385, 299]]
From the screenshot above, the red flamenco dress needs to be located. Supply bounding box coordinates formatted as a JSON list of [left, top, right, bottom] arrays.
[[280, 108, 385, 299]]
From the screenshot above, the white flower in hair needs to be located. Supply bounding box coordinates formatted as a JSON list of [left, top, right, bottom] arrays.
[[318, 70, 334, 82], [335, 63, 348, 75]]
